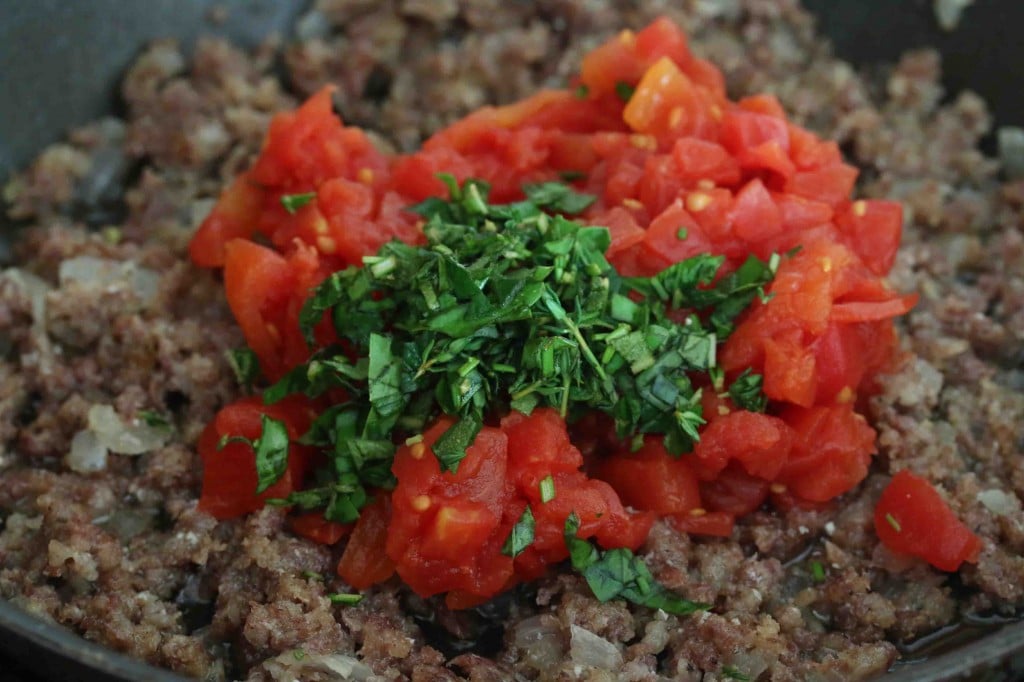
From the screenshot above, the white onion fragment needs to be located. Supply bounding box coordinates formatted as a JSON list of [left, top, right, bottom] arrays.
[[569, 624, 623, 670], [977, 489, 1018, 516], [513, 615, 564, 670], [67, 429, 108, 473], [88, 404, 168, 455], [262, 650, 373, 681], [934, 0, 974, 31], [58, 255, 160, 305], [998, 127, 1024, 180]]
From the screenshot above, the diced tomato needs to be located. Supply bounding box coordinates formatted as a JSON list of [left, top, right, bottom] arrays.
[[338, 496, 397, 589], [693, 410, 794, 481], [624, 57, 716, 141], [672, 137, 741, 186], [811, 321, 867, 404], [589, 206, 646, 256], [738, 94, 786, 119], [197, 396, 314, 520], [773, 192, 833, 231], [290, 513, 351, 545], [778, 404, 875, 502], [250, 87, 386, 191], [699, 463, 770, 516], [501, 408, 583, 478], [640, 199, 710, 270], [580, 32, 647, 100], [720, 109, 790, 156], [189, 172, 265, 267], [763, 334, 818, 407], [638, 154, 686, 216], [222, 238, 322, 379], [788, 125, 842, 170], [874, 470, 982, 572], [634, 16, 693, 68], [785, 163, 859, 207], [386, 419, 514, 599], [835, 200, 903, 275], [386, 410, 653, 603], [592, 437, 701, 515], [731, 178, 782, 243], [670, 510, 735, 537]]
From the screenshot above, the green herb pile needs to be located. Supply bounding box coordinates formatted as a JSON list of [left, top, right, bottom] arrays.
[[243, 176, 776, 524]]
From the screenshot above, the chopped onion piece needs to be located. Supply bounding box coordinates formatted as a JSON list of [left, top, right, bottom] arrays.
[[58, 256, 160, 305], [934, 0, 974, 31], [977, 489, 1018, 516], [3, 267, 52, 329], [514, 615, 564, 670], [569, 624, 622, 670], [67, 429, 108, 473], [998, 127, 1024, 180], [87, 404, 168, 455], [263, 650, 372, 681]]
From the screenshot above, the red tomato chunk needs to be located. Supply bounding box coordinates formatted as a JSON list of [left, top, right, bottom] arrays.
[[874, 470, 982, 572]]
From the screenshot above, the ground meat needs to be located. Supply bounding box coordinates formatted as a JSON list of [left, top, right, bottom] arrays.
[[2, 0, 1022, 680]]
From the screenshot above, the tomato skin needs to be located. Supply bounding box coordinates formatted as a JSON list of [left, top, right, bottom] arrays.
[[222, 238, 321, 380], [338, 496, 396, 589], [592, 437, 701, 515], [197, 396, 314, 520], [874, 471, 982, 572], [189, 173, 264, 267]]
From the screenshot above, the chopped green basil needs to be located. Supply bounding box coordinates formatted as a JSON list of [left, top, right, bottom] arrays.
[[137, 409, 171, 429], [328, 593, 363, 605], [727, 369, 768, 413], [615, 81, 636, 102], [227, 346, 261, 389], [564, 512, 709, 615], [539, 475, 556, 504], [885, 513, 902, 532], [281, 192, 316, 214], [501, 505, 536, 558], [721, 665, 751, 681], [218, 415, 291, 494]]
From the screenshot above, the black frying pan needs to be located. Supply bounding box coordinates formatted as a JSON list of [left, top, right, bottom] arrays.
[[1, 1, 1022, 680]]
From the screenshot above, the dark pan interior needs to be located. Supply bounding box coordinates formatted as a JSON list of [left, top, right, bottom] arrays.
[[1, 1, 1022, 680]]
